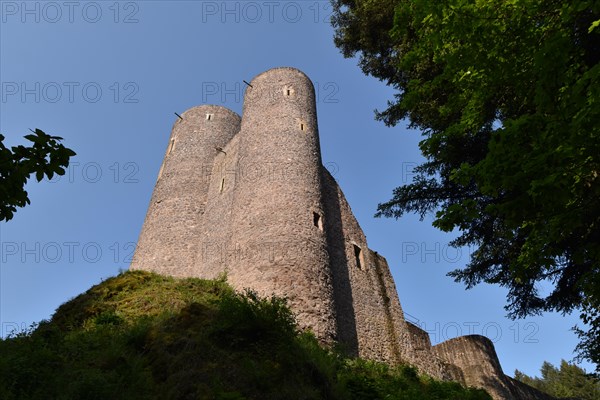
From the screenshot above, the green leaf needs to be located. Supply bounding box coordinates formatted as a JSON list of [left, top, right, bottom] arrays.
[[332, 0, 600, 371]]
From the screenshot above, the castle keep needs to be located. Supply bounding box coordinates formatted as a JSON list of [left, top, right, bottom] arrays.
[[131, 67, 551, 400]]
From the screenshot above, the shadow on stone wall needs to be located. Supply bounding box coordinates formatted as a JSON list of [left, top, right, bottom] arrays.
[[371, 251, 403, 363], [321, 167, 359, 356]]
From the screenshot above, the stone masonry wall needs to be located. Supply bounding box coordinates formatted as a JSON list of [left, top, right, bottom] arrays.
[[433, 335, 530, 399], [321, 169, 404, 362], [320, 169, 451, 378], [131, 105, 240, 277], [196, 133, 242, 279], [224, 68, 338, 342], [132, 67, 552, 400], [404, 321, 459, 381], [433, 335, 555, 399], [506, 377, 555, 400]]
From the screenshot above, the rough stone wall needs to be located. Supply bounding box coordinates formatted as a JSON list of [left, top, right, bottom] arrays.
[[407, 322, 468, 382], [321, 169, 404, 362], [432, 335, 554, 399], [433, 335, 521, 399], [131, 67, 552, 400], [131, 105, 241, 276], [505, 377, 556, 400], [223, 68, 338, 342], [368, 251, 452, 379], [406, 322, 432, 351], [320, 170, 452, 379], [196, 133, 242, 279]]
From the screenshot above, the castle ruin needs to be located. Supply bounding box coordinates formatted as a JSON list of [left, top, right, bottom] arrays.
[[131, 67, 552, 400]]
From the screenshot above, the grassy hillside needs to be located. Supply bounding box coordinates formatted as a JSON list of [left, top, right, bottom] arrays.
[[0, 271, 491, 400]]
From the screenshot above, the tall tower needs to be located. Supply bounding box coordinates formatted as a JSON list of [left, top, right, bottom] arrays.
[[223, 68, 338, 341], [130, 68, 551, 400], [131, 105, 241, 276]]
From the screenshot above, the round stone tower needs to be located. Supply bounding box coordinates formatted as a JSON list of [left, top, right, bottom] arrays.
[[131, 105, 241, 276], [432, 335, 515, 399], [226, 67, 338, 341]]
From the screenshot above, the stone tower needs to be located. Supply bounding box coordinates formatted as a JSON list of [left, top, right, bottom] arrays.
[[132, 67, 553, 400], [133, 105, 240, 276], [226, 69, 337, 340]]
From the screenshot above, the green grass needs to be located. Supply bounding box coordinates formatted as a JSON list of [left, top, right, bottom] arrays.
[[0, 270, 491, 400]]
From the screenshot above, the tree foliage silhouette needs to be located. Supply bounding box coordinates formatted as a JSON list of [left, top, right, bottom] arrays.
[[0, 129, 76, 221], [515, 360, 600, 399], [332, 0, 600, 369]]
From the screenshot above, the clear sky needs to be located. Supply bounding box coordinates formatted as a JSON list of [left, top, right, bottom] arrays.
[[0, 0, 592, 378]]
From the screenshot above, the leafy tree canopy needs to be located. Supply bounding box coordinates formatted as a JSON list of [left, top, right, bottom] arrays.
[[332, 0, 600, 368], [515, 360, 600, 399], [0, 129, 76, 221]]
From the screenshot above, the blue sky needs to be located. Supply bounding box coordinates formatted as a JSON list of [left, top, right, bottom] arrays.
[[0, 1, 592, 378]]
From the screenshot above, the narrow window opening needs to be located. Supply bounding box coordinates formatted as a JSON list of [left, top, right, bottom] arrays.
[[206, 113, 213, 121], [313, 212, 323, 231], [300, 123, 305, 131], [353, 244, 363, 269], [219, 178, 225, 193], [283, 86, 295, 97], [169, 139, 176, 154]]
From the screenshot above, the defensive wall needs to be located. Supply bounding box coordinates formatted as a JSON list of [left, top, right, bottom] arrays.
[[131, 67, 553, 400]]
